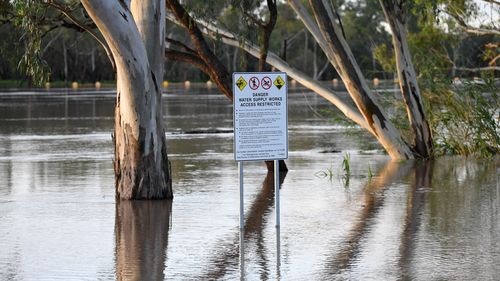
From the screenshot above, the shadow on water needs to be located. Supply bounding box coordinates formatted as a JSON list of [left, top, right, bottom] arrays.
[[114, 200, 172, 281], [203, 170, 287, 280]]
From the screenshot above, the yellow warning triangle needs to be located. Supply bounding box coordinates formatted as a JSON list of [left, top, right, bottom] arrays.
[[274, 75, 285, 90], [236, 76, 247, 91]]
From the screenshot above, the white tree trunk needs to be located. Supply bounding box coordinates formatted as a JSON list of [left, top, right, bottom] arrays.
[[305, 0, 414, 159], [82, 0, 172, 199], [379, 0, 433, 158]]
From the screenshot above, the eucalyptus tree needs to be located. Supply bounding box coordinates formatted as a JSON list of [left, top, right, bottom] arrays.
[[13, 0, 173, 199], [184, 0, 418, 159], [379, 0, 433, 158], [79, 0, 172, 199]]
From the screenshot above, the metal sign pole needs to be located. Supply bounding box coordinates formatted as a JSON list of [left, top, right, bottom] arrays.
[[274, 160, 280, 227], [238, 161, 245, 278], [239, 161, 244, 229]]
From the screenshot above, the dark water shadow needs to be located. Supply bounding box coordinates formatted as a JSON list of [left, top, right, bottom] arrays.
[[322, 160, 414, 275], [203, 171, 287, 280], [114, 200, 172, 281]]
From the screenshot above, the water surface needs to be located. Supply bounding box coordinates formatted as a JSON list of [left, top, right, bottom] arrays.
[[0, 86, 498, 280]]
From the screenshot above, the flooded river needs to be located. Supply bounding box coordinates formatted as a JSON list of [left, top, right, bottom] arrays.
[[0, 85, 498, 280]]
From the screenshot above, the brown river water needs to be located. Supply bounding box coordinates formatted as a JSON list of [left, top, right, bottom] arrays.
[[0, 85, 498, 280]]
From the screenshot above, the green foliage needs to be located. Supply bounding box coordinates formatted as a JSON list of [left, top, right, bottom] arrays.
[[425, 78, 499, 157], [388, 75, 499, 158], [367, 164, 373, 181], [408, 26, 457, 81], [373, 43, 396, 73], [340, 0, 390, 78], [13, 0, 50, 85]]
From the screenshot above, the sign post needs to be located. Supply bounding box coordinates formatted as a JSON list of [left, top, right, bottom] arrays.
[[233, 72, 288, 271]]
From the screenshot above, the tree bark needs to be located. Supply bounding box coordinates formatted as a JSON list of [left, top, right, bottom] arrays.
[[81, 0, 172, 199], [379, 0, 433, 158], [307, 0, 414, 160]]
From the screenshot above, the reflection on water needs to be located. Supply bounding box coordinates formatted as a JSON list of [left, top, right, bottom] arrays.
[[203, 171, 287, 280], [323, 160, 414, 274], [398, 161, 433, 280], [0, 88, 498, 280], [115, 200, 172, 281]]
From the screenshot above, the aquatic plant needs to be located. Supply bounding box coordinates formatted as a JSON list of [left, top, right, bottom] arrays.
[[368, 164, 373, 181], [341, 153, 351, 187]]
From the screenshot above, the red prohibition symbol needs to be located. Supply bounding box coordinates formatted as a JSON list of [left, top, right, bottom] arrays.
[[261, 76, 272, 90], [249, 76, 260, 90]]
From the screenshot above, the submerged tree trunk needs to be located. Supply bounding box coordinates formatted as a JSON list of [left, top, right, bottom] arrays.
[[379, 0, 433, 158], [82, 0, 172, 199]]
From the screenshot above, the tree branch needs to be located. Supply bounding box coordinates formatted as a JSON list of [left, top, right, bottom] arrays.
[[165, 0, 232, 99], [454, 66, 500, 72], [444, 10, 500, 36], [165, 37, 197, 55], [165, 48, 210, 74], [481, 0, 500, 5], [168, 14, 371, 132], [45, 0, 116, 70]]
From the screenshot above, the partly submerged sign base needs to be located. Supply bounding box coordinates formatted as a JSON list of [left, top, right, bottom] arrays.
[[232, 72, 287, 265]]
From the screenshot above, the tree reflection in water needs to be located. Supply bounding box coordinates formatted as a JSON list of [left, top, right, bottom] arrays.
[[114, 200, 172, 281], [322, 160, 414, 274]]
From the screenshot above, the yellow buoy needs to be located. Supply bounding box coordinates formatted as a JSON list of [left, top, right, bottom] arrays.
[[184, 80, 191, 88], [71, 81, 78, 89], [206, 80, 213, 88], [45, 82, 51, 89], [95, 81, 102, 89], [162, 80, 169, 88]]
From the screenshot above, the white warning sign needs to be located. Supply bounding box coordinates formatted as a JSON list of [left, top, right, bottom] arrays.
[[233, 72, 288, 161]]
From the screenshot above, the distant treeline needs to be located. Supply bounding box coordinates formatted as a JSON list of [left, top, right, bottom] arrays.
[[0, 0, 496, 85]]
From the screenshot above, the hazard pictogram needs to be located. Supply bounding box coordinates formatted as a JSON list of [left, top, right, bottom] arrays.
[[236, 76, 247, 91], [249, 76, 260, 90], [274, 75, 285, 90], [261, 76, 272, 90]]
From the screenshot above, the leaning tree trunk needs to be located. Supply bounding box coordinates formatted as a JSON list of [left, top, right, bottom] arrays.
[[379, 0, 433, 158], [306, 0, 414, 160], [81, 0, 172, 199]]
